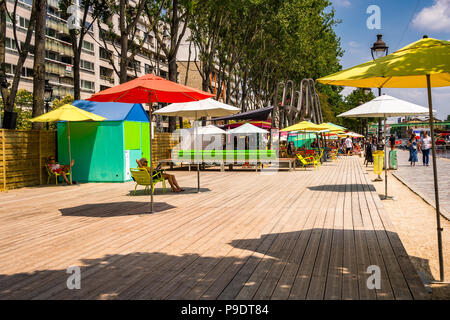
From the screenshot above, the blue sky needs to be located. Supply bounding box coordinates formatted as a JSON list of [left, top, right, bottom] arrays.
[[328, 0, 450, 120]]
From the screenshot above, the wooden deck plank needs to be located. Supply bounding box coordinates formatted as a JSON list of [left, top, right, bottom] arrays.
[[0, 158, 428, 300]]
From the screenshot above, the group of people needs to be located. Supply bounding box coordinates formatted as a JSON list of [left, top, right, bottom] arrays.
[[407, 131, 432, 166], [47, 156, 185, 192]]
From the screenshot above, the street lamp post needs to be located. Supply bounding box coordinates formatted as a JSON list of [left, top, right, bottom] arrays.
[[370, 34, 389, 144], [44, 80, 53, 130]]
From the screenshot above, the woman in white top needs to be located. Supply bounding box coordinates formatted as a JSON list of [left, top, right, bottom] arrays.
[[419, 131, 432, 166]]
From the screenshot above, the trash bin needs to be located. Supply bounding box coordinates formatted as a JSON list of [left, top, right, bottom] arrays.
[[373, 150, 384, 176], [389, 150, 398, 170]]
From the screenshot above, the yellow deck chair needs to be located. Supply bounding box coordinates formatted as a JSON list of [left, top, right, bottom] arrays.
[[297, 154, 320, 171], [45, 161, 71, 185], [130, 168, 166, 195]]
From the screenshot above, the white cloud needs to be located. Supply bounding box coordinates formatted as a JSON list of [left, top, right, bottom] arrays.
[[348, 41, 360, 48], [333, 0, 351, 8], [412, 0, 450, 32]]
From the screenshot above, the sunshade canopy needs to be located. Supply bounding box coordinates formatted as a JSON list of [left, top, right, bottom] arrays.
[[317, 37, 450, 88], [338, 132, 364, 138], [154, 98, 240, 119], [280, 121, 322, 132], [212, 106, 274, 122], [187, 125, 226, 135], [87, 74, 214, 103], [228, 123, 269, 134], [337, 94, 429, 118], [315, 123, 345, 133], [30, 104, 106, 122]]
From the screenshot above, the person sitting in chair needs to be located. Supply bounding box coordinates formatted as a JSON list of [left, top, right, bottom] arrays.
[[48, 156, 74, 185], [136, 158, 184, 192]]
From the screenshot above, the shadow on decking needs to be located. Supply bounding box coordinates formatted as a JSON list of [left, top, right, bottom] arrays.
[[0, 229, 437, 300], [127, 187, 211, 196], [59, 201, 176, 217], [307, 184, 376, 192]]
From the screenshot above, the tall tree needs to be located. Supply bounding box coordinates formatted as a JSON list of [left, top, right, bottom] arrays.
[[149, 0, 192, 132], [31, 0, 46, 130], [0, 0, 37, 129], [59, 0, 107, 100]]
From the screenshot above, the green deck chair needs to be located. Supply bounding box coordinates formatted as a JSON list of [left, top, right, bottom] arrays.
[[130, 168, 166, 195]]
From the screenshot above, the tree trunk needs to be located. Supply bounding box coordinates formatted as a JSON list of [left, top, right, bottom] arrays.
[[167, 0, 179, 133], [32, 0, 47, 130], [2, 0, 37, 128], [119, 0, 128, 84], [0, 1, 8, 118]]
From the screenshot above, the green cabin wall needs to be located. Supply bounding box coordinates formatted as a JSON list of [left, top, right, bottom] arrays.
[[57, 121, 125, 182]]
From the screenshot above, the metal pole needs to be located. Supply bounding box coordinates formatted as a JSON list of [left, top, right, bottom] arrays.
[[384, 116, 388, 198], [68, 121, 72, 185], [426, 74, 444, 282], [196, 111, 200, 193], [149, 98, 154, 213]]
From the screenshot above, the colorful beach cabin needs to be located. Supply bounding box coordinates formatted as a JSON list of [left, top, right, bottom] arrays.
[[57, 100, 150, 183]]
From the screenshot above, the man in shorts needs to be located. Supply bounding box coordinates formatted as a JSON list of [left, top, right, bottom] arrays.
[[345, 136, 353, 155]]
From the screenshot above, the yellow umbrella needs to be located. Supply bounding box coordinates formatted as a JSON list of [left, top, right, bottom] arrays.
[[318, 36, 449, 282], [280, 120, 321, 132], [315, 123, 346, 133], [318, 37, 450, 88], [31, 104, 106, 184]]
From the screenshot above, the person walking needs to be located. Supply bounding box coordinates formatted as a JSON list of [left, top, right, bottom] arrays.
[[344, 136, 353, 156], [419, 131, 432, 166], [408, 136, 418, 166], [389, 134, 396, 150]]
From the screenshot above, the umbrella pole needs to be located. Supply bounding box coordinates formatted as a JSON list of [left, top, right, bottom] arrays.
[[196, 111, 200, 193], [426, 75, 444, 282], [149, 99, 154, 213], [68, 122, 72, 185], [383, 116, 389, 199]]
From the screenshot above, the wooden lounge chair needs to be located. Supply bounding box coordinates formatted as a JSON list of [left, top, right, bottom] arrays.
[[296, 154, 320, 171], [130, 168, 166, 195]]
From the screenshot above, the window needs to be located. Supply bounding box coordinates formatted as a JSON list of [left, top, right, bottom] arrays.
[[82, 41, 94, 52], [21, 67, 33, 78], [5, 63, 16, 75], [45, 51, 58, 61], [19, 17, 30, 29], [46, 28, 56, 38], [5, 38, 17, 50], [144, 64, 153, 74], [80, 60, 94, 71], [81, 80, 95, 91], [99, 47, 112, 60], [19, 0, 33, 6]]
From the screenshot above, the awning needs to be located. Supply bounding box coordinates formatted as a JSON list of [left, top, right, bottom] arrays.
[[211, 106, 274, 122]]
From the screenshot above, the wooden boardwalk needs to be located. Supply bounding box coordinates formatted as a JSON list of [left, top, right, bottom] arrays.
[[0, 157, 429, 299]]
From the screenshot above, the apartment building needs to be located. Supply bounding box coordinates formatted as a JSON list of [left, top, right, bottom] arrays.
[[3, 0, 169, 101]]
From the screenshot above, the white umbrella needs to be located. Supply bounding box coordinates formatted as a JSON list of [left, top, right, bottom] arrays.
[[228, 123, 269, 134], [338, 132, 364, 138], [154, 98, 240, 118], [338, 94, 429, 199], [338, 94, 430, 118], [188, 124, 227, 135], [154, 99, 240, 192]]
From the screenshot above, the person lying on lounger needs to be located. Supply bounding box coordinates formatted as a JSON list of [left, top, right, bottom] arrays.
[[136, 158, 184, 192], [48, 156, 74, 185]]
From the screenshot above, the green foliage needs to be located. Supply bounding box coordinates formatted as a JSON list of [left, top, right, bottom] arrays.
[[51, 95, 74, 109], [0, 89, 33, 129]]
